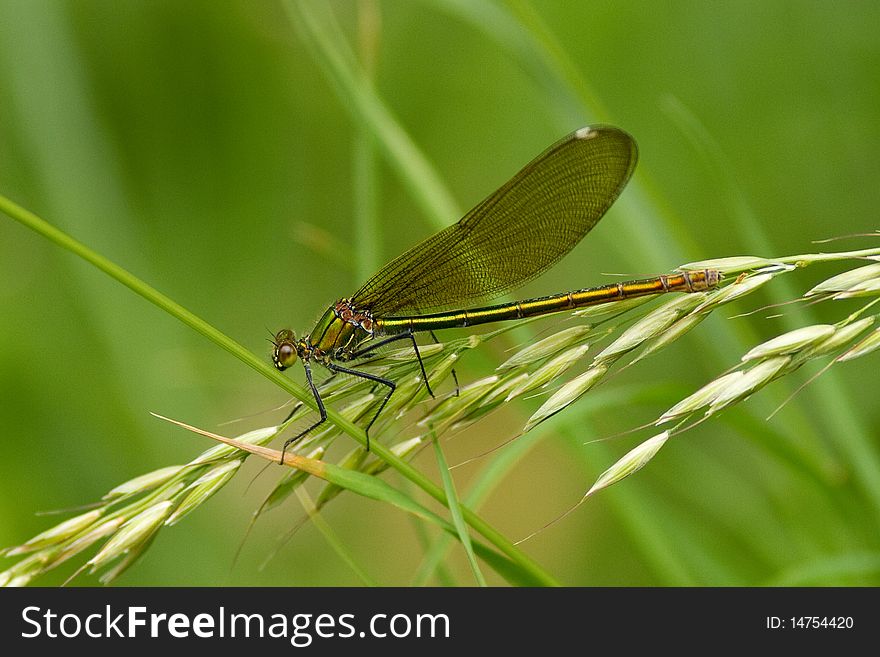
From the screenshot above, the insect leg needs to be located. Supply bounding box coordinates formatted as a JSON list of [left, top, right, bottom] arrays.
[[281, 372, 337, 424], [349, 331, 435, 399], [326, 362, 396, 452], [280, 361, 327, 464], [429, 329, 458, 397], [348, 331, 412, 359]]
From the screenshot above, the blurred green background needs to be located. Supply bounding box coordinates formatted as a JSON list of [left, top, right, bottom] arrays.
[[1, 0, 879, 586]]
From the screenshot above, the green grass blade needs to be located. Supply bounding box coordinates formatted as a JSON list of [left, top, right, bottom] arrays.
[[422, 0, 583, 125], [414, 385, 657, 585], [294, 487, 377, 587], [322, 457, 543, 585], [433, 437, 487, 586], [352, 0, 382, 280], [765, 552, 880, 586], [284, 0, 460, 231], [319, 458, 549, 584], [288, 449, 542, 585], [404, 487, 458, 586], [353, 128, 381, 281], [322, 461, 449, 527]]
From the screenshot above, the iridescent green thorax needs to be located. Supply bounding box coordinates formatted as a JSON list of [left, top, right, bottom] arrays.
[[306, 299, 374, 360]]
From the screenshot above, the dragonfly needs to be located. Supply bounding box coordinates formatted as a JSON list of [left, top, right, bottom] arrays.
[[272, 126, 720, 453]]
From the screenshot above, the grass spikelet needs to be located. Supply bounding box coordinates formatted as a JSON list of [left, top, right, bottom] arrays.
[[741, 325, 836, 361], [497, 325, 592, 370], [630, 313, 708, 363], [5, 510, 104, 556], [804, 317, 875, 359], [523, 365, 608, 432], [87, 502, 175, 572], [104, 466, 186, 500], [166, 460, 243, 526], [505, 344, 590, 399], [833, 278, 880, 299], [707, 356, 793, 413], [586, 432, 671, 497], [679, 256, 775, 272], [805, 262, 880, 296], [838, 327, 880, 362], [656, 371, 746, 424], [592, 293, 707, 363]]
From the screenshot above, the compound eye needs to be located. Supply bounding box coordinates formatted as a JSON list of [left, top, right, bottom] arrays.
[[274, 341, 297, 370]]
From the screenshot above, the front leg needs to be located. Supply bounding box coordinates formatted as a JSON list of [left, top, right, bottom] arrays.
[[280, 372, 337, 424], [280, 361, 327, 463]]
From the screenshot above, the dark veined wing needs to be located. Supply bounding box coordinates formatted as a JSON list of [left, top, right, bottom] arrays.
[[351, 125, 638, 316]]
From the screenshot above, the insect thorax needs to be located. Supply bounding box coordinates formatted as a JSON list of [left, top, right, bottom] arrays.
[[305, 299, 374, 360]]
